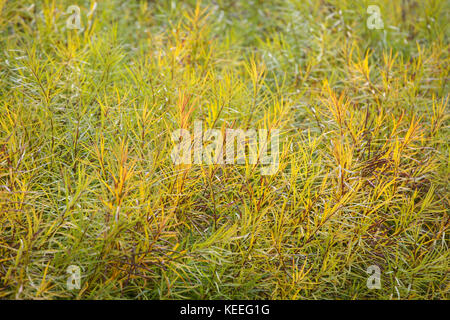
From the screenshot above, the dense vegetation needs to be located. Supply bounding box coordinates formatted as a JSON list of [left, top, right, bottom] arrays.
[[0, 0, 448, 299]]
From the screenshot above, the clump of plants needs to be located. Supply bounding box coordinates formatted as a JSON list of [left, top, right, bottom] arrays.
[[0, 0, 448, 299]]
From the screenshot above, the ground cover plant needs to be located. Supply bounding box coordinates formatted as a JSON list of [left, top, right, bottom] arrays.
[[0, 0, 448, 299]]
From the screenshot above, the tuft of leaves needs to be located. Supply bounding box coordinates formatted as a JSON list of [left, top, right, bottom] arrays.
[[0, 0, 448, 299]]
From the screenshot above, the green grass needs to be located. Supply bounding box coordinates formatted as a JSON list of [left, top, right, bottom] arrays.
[[0, 0, 448, 299]]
